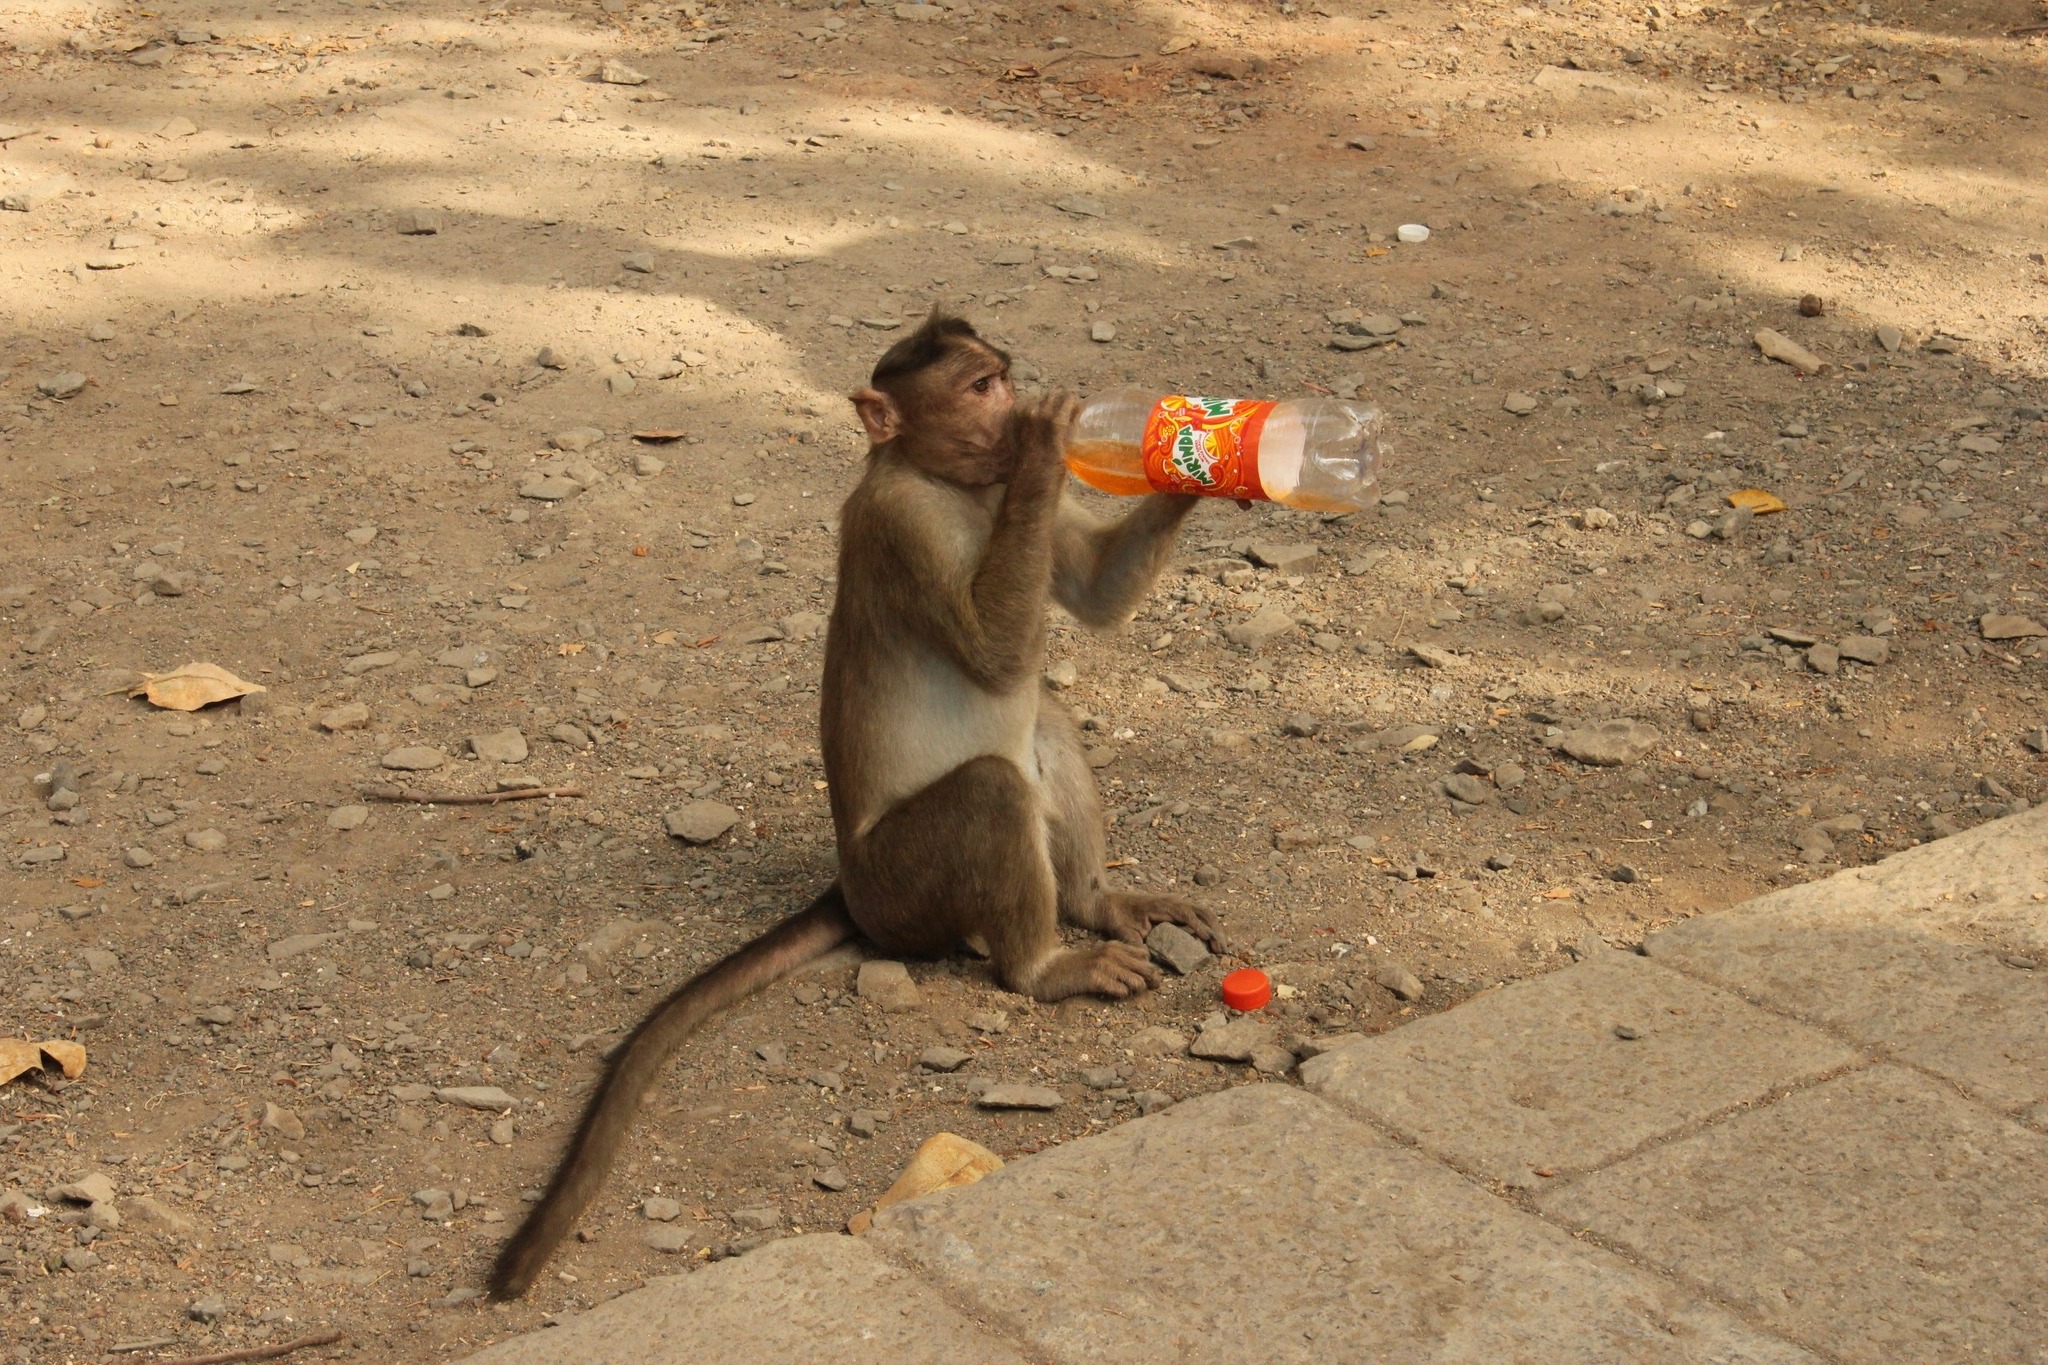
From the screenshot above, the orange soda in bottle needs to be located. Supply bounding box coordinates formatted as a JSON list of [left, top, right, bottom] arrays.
[[1065, 388, 1387, 514]]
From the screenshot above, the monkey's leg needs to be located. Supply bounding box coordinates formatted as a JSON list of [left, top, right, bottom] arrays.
[[1034, 704, 1223, 949], [844, 754, 1157, 1001]]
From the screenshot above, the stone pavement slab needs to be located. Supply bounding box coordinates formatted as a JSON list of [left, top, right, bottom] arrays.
[[1299, 949, 1858, 1183], [1697, 804, 2048, 952], [1541, 1064, 2048, 1364], [867, 1084, 1816, 1364], [1648, 909, 2048, 1112], [460, 1231, 1033, 1365]]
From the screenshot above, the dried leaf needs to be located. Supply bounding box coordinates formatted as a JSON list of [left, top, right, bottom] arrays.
[[1728, 488, 1787, 515], [847, 1132, 1001, 1235], [70, 877, 105, 889], [630, 429, 686, 443], [0, 1039, 37, 1086], [0, 1038, 87, 1085], [40, 1040, 86, 1078], [1541, 886, 1576, 901], [651, 630, 679, 645], [632, 545, 650, 557], [130, 662, 265, 711], [556, 642, 587, 656]]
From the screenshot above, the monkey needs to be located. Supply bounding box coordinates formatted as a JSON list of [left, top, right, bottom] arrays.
[[488, 312, 1219, 1300]]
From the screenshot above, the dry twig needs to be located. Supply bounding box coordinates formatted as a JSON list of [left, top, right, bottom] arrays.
[[359, 784, 584, 805], [154, 1329, 347, 1365]]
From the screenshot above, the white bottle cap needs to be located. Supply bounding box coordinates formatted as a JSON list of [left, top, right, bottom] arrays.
[[1397, 223, 1431, 244]]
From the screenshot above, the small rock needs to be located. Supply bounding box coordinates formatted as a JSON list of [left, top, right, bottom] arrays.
[[261, 1102, 305, 1141], [645, 1225, 698, 1253], [183, 829, 226, 853], [1281, 712, 1320, 738], [1223, 604, 1295, 649], [1558, 719, 1659, 767], [188, 1297, 227, 1323], [975, 1084, 1064, 1111], [1090, 320, 1117, 344], [918, 1046, 971, 1072], [469, 729, 529, 764], [1374, 963, 1427, 1001], [1806, 643, 1841, 675], [1838, 636, 1890, 665], [664, 801, 740, 843], [1609, 865, 1641, 884], [1502, 392, 1538, 416], [641, 1196, 683, 1222], [327, 805, 369, 831], [38, 372, 88, 400], [320, 702, 370, 732], [621, 251, 655, 273], [1876, 324, 1904, 353], [1443, 773, 1492, 806], [1146, 922, 1213, 976], [436, 1085, 517, 1111], [813, 1167, 850, 1192], [1245, 542, 1318, 572], [58, 1174, 118, 1205], [1980, 614, 2047, 641], [123, 847, 156, 868], [381, 746, 446, 771], [394, 209, 444, 236], [731, 1207, 782, 1232], [600, 59, 649, 85], [1189, 1019, 1274, 1062], [856, 960, 922, 1013]]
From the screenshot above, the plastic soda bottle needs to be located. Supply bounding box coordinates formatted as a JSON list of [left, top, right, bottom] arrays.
[[1065, 387, 1387, 514]]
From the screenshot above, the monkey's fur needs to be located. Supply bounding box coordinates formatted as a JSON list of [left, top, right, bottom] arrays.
[[488, 314, 1217, 1300]]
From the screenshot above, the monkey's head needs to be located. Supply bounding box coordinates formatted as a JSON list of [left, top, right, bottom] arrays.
[[850, 312, 1018, 486]]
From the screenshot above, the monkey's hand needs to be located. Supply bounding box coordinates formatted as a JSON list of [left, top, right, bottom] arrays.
[[1003, 390, 1083, 485]]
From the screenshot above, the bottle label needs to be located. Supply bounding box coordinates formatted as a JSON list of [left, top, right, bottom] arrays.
[[1141, 396, 1275, 500]]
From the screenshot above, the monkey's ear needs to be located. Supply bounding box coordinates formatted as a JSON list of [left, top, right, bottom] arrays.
[[850, 388, 899, 445]]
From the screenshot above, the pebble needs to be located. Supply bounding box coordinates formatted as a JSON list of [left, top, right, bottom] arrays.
[[320, 702, 370, 731], [1838, 636, 1890, 665], [435, 1085, 516, 1111], [261, 1102, 306, 1141], [1374, 962, 1427, 1001], [1223, 604, 1295, 649], [1502, 392, 1538, 416], [1557, 719, 1659, 767], [123, 846, 156, 867], [327, 805, 370, 831], [644, 1225, 698, 1253], [919, 1046, 971, 1072], [469, 729, 529, 763], [1281, 712, 1320, 737], [1980, 614, 2047, 641], [380, 746, 447, 771], [641, 1196, 683, 1222], [1146, 921, 1213, 975], [856, 960, 923, 1013], [664, 801, 741, 843], [1443, 773, 1492, 806], [975, 1084, 1064, 1111], [600, 59, 649, 85], [1806, 643, 1841, 675], [39, 372, 88, 399], [1090, 320, 1117, 343], [1189, 1019, 1274, 1062], [394, 209, 444, 236], [813, 1167, 850, 1192], [184, 829, 227, 852], [1876, 324, 1904, 352]]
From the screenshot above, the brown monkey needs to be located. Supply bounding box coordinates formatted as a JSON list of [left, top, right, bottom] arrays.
[[488, 313, 1217, 1300]]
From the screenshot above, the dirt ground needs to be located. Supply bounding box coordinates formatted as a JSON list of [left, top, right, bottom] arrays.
[[2, 0, 2045, 1356]]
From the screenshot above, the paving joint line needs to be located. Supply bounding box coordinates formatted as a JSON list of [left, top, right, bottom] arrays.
[[1635, 940, 2046, 1125]]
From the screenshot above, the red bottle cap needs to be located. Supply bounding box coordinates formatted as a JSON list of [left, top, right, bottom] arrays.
[[1221, 968, 1272, 1012]]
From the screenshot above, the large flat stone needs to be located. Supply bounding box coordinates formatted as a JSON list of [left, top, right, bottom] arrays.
[[461, 1233, 1030, 1364], [868, 1085, 1813, 1363], [1682, 804, 2047, 951], [1541, 1065, 2048, 1363], [1300, 950, 1857, 1182], [1648, 911, 2048, 1111]]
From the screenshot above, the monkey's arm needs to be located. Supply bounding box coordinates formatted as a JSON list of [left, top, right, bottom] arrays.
[[1051, 492, 1200, 629], [872, 413, 1070, 690]]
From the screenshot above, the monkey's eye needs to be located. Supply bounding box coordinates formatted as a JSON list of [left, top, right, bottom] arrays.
[[972, 376, 993, 394]]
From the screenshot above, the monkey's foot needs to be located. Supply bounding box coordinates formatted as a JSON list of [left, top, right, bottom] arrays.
[[1100, 892, 1225, 952], [1027, 940, 1159, 1001]]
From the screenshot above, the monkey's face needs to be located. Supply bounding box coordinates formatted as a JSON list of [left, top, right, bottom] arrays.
[[853, 343, 1017, 487]]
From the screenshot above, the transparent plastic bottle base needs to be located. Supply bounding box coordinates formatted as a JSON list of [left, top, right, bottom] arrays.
[[1065, 387, 1386, 514]]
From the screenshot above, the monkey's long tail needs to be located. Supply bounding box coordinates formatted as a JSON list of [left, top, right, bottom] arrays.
[[487, 885, 857, 1300]]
